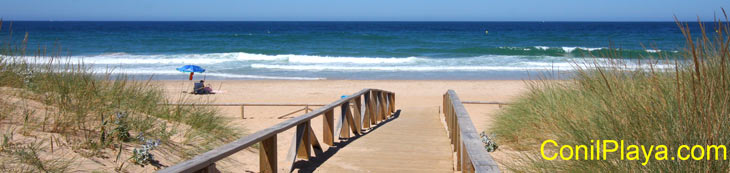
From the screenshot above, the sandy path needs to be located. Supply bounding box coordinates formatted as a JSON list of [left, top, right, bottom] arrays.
[[312, 105, 452, 172]]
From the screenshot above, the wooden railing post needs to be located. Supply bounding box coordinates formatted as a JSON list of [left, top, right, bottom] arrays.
[[456, 123, 462, 171], [459, 142, 465, 172], [260, 134, 277, 173], [197, 163, 218, 173], [362, 94, 371, 129], [383, 93, 390, 117], [378, 91, 387, 120], [370, 91, 379, 124], [323, 109, 334, 146], [296, 122, 311, 160], [464, 142, 475, 173], [339, 102, 351, 138], [385, 93, 393, 115], [382, 92, 389, 118], [241, 105, 245, 119], [389, 93, 395, 113], [347, 101, 362, 135], [353, 96, 363, 133], [373, 91, 381, 122]]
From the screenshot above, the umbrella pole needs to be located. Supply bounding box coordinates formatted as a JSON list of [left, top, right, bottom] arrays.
[[189, 72, 194, 80]]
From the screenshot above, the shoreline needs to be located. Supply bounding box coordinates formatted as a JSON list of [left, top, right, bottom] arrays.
[[118, 71, 570, 81]]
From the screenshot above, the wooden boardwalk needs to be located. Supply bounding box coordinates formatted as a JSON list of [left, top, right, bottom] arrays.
[[313, 106, 453, 172], [160, 89, 500, 173]]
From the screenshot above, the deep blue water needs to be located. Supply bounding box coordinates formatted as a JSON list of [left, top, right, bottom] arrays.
[[1, 21, 703, 80]]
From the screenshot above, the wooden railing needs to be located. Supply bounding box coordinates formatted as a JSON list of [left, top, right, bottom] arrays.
[[162, 103, 327, 119], [461, 101, 511, 108], [159, 88, 396, 173], [443, 90, 500, 173]]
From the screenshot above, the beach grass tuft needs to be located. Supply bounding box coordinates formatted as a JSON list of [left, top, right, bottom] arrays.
[[491, 10, 730, 172], [0, 19, 239, 171]]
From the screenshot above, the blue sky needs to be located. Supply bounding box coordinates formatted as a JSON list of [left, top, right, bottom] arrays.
[[1, 0, 728, 21]]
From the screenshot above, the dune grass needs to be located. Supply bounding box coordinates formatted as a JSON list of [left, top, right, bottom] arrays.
[[491, 12, 730, 172], [0, 19, 239, 171]]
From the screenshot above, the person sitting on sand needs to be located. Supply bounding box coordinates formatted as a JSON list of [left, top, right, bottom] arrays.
[[194, 80, 205, 94], [193, 80, 215, 94]]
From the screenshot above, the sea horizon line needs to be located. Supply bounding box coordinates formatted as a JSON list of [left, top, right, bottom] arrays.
[[0, 20, 717, 23]]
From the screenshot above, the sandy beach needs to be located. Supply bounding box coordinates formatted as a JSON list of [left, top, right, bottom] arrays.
[[156, 80, 529, 172]]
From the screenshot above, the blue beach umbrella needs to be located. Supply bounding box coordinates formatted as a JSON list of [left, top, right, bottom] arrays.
[[176, 65, 206, 80]]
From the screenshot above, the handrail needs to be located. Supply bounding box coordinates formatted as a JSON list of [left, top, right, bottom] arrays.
[[443, 90, 500, 173], [461, 101, 511, 108], [161, 103, 327, 119], [161, 103, 326, 106], [160, 88, 396, 173], [460, 101, 509, 105]]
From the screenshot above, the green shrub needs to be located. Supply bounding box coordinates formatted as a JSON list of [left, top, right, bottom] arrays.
[[491, 12, 730, 172]]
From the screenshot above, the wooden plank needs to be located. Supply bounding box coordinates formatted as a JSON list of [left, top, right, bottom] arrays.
[[464, 143, 475, 173], [353, 96, 363, 133], [442, 94, 448, 136], [287, 122, 306, 161], [456, 122, 461, 171], [376, 91, 384, 119], [443, 94, 451, 139], [297, 122, 312, 159], [383, 93, 390, 117], [260, 135, 276, 173], [386, 93, 392, 115], [390, 93, 397, 113], [374, 91, 383, 122], [287, 122, 307, 172], [390, 93, 396, 113], [368, 91, 378, 125], [362, 94, 371, 129], [347, 104, 361, 135], [308, 124, 324, 156], [339, 102, 351, 138], [451, 103, 457, 152], [379, 92, 388, 119], [323, 109, 334, 146]]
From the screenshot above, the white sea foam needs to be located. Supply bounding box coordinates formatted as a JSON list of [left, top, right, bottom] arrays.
[[9, 51, 677, 79], [287, 55, 418, 64], [30, 52, 420, 65], [530, 46, 608, 52], [250, 64, 566, 71], [251, 55, 675, 72], [534, 46, 551, 50], [499, 46, 532, 51], [561, 47, 606, 53], [99, 69, 324, 80]]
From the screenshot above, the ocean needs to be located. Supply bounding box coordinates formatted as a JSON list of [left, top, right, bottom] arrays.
[[3, 21, 700, 80]]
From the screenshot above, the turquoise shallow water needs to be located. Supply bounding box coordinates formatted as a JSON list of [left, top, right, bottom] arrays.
[[3, 21, 702, 80]]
